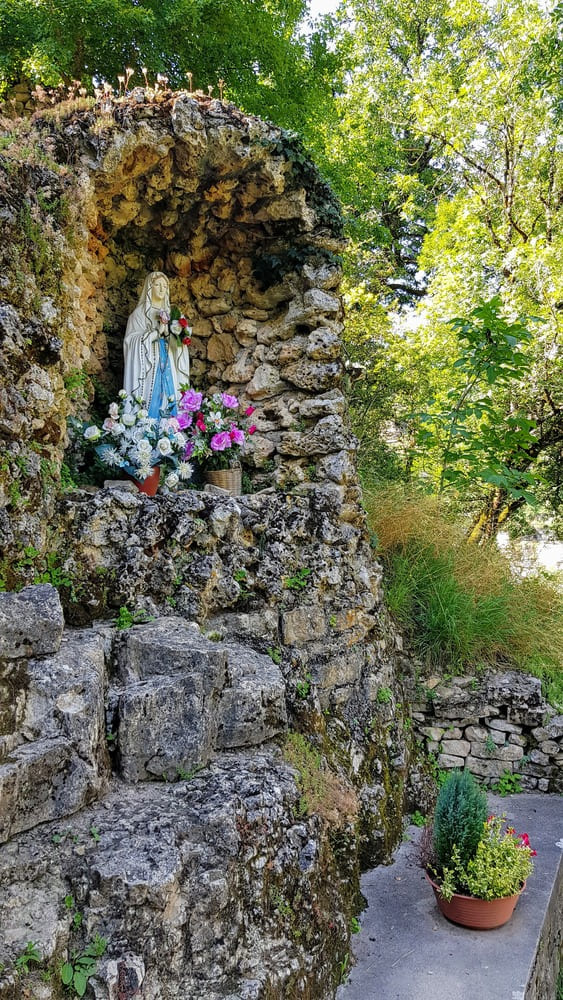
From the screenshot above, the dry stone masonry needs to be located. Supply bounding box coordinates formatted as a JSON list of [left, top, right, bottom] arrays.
[[409, 673, 563, 793]]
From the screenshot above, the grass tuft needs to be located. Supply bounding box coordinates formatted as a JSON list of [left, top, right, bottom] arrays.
[[364, 486, 563, 707]]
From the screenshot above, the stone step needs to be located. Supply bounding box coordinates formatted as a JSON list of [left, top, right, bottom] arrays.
[[0, 736, 102, 844], [0, 751, 336, 1000], [0, 614, 288, 841], [112, 617, 287, 782]]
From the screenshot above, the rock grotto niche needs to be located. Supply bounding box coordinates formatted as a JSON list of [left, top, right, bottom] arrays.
[[73, 95, 351, 490]]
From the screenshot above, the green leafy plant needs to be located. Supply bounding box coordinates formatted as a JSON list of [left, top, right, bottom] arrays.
[[416, 299, 540, 503], [60, 463, 78, 493], [433, 770, 488, 871], [15, 941, 41, 975], [64, 896, 82, 930], [113, 606, 153, 629], [438, 816, 535, 902], [491, 770, 522, 796], [267, 646, 282, 665], [233, 568, 253, 600], [484, 733, 496, 754], [176, 765, 203, 781], [411, 810, 426, 827], [64, 368, 91, 403], [33, 551, 74, 591], [295, 672, 312, 699], [349, 916, 361, 934], [270, 886, 294, 920], [89, 826, 100, 844], [376, 686, 392, 704], [283, 567, 312, 591], [60, 935, 107, 997]]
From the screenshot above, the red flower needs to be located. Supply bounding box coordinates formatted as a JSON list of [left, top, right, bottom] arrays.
[[179, 317, 189, 328], [196, 418, 206, 432], [248, 424, 257, 435], [245, 405, 255, 416], [182, 336, 191, 346]]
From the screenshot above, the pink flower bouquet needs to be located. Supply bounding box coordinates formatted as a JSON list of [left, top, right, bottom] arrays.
[[178, 390, 256, 471]]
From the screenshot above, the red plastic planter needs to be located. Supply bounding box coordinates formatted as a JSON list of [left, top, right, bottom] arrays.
[[426, 872, 524, 929], [127, 467, 161, 496]]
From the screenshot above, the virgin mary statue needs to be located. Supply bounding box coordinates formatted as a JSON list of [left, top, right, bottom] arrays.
[[123, 272, 190, 416]]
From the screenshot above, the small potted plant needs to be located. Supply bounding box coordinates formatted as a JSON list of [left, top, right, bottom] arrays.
[[83, 392, 193, 495], [423, 770, 536, 929], [177, 389, 256, 496]]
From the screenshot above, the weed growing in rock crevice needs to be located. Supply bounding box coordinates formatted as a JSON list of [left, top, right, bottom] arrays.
[[283, 732, 358, 825]]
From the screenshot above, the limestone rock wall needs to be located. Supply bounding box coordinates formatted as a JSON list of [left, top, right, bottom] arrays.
[[57, 487, 383, 707], [0, 582, 413, 999], [409, 672, 563, 793], [0, 95, 427, 999]]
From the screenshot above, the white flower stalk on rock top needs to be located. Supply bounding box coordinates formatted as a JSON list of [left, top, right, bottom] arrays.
[[83, 395, 192, 486]]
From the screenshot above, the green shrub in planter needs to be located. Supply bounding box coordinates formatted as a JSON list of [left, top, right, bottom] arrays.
[[433, 769, 488, 870]]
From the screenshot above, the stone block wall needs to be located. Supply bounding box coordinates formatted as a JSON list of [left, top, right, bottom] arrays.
[[409, 672, 563, 793]]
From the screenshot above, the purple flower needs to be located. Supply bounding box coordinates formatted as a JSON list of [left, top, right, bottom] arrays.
[[221, 393, 239, 409], [177, 411, 193, 430], [229, 424, 245, 446], [180, 389, 203, 412], [184, 440, 195, 458], [210, 431, 232, 451]]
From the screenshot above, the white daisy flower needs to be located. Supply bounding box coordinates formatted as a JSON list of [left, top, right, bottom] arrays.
[[178, 461, 193, 480], [100, 447, 123, 467]]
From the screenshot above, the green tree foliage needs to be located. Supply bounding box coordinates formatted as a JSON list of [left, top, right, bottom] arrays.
[[0, 0, 337, 135], [330, 0, 562, 534]]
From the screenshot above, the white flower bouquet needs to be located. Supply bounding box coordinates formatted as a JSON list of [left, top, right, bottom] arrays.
[[83, 392, 193, 487]]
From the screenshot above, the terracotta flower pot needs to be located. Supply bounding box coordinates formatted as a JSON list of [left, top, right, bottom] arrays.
[[204, 466, 242, 496], [127, 466, 161, 496], [426, 872, 524, 930]]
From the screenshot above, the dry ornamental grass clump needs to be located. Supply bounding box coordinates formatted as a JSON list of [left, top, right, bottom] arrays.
[[363, 486, 562, 702]]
